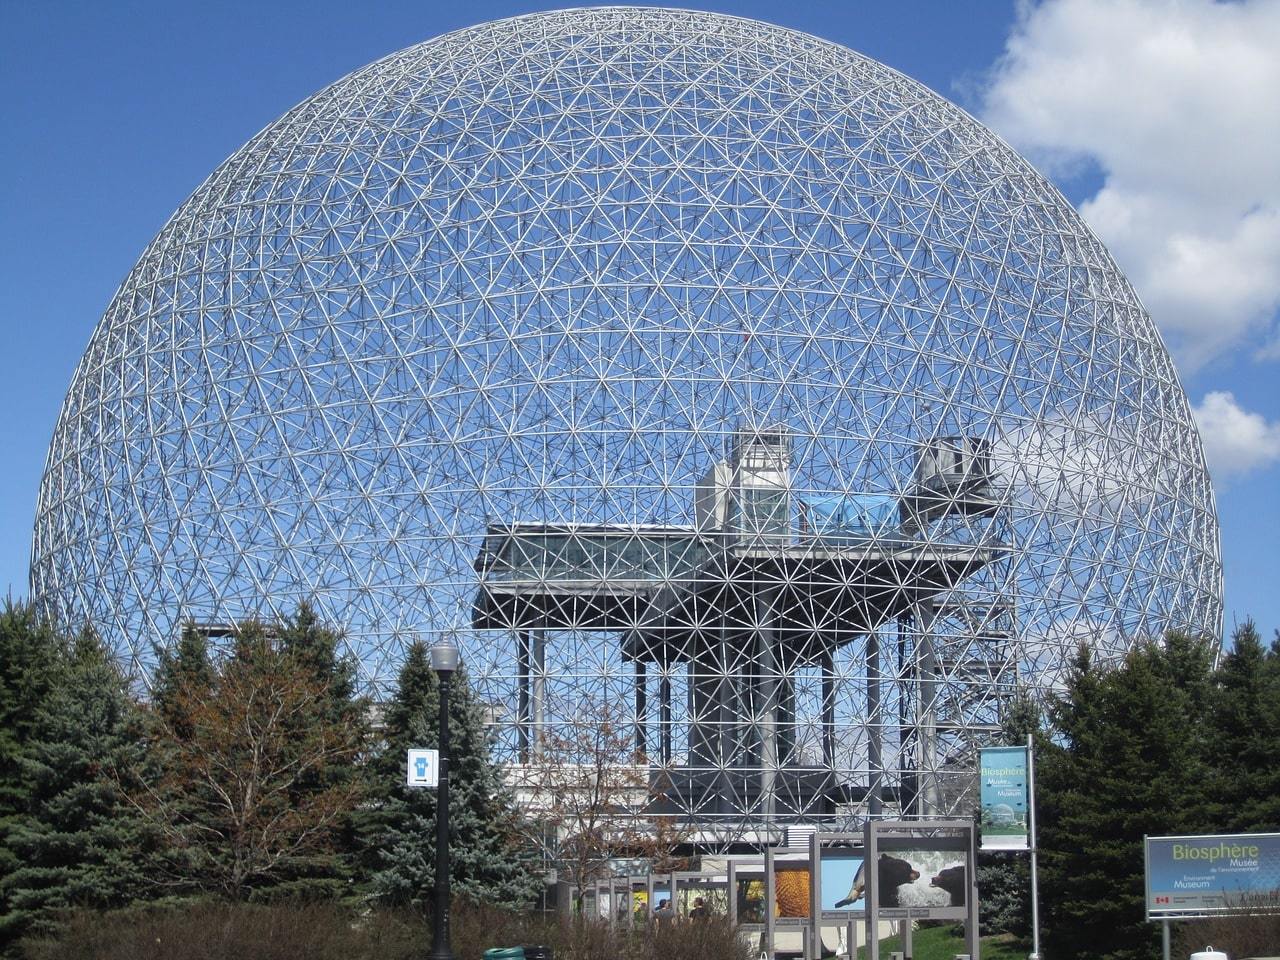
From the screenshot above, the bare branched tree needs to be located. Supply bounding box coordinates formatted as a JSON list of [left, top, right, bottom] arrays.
[[515, 693, 689, 907], [125, 625, 366, 899]]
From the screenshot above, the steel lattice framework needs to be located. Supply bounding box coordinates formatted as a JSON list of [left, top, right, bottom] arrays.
[[32, 8, 1220, 834]]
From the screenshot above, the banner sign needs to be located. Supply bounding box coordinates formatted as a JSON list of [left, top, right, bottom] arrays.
[[980, 746, 1030, 850], [1146, 833, 1280, 918]]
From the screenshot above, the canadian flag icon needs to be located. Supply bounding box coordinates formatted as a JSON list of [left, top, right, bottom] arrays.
[[1155, 896, 1170, 904]]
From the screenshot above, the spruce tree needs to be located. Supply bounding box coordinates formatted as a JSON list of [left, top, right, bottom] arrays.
[[1208, 620, 1280, 831], [0, 603, 61, 955], [275, 604, 370, 899], [151, 622, 215, 736], [0, 631, 155, 946], [1037, 633, 1216, 960], [357, 640, 539, 911]]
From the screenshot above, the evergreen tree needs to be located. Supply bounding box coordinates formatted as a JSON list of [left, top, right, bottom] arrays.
[[0, 631, 155, 947], [1037, 633, 1217, 960], [1208, 620, 1280, 832], [0, 608, 58, 881], [357, 640, 539, 911], [0, 603, 62, 955], [151, 622, 215, 737], [275, 604, 369, 899]]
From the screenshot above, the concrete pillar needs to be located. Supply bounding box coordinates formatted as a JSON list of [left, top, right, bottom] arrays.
[[915, 599, 941, 815], [867, 631, 883, 816], [517, 630, 531, 763], [756, 588, 778, 818], [532, 629, 546, 756], [634, 660, 647, 757]]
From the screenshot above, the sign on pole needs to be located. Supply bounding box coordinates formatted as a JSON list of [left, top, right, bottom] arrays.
[[1145, 833, 1280, 918], [979, 745, 1030, 850], [406, 748, 439, 788]]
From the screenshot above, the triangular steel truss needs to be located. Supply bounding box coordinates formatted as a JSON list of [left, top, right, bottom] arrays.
[[31, 8, 1221, 844]]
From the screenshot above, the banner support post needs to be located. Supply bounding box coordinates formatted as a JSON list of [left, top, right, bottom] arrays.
[[1027, 733, 1042, 960], [1161, 918, 1170, 960]]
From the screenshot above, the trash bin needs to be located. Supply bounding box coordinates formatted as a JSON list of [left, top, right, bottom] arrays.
[[483, 949, 526, 960], [522, 946, 554, 960]]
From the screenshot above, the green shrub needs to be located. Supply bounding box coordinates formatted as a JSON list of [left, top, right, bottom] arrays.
[[18, 899, 755, 960]]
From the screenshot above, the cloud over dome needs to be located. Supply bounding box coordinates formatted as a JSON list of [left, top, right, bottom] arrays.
[[1192, 391, 1280, 479], [980, 0, 1280, 373]]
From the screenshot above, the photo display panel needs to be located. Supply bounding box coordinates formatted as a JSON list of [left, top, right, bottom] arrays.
[[647, 876, 672, 921], [673, 871, 729, 918], [729, 859, 767, 929], [865, 820, 975, 922], [812, 833, 868, 920], [627, 876, 648, 924], [772, 853, 813, 926]]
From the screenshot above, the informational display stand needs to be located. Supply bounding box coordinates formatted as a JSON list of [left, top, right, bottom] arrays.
[[646, 872, 673, 924], [764, 846, 813, 958], [625, 875, 647, 928], [863, 820, 979, 960], [672, 869, 729, 920], [604, 880, 619, 926], [591, 880, 608, 921], [726, 858, 767, 929], [809, 832, 866, 960]]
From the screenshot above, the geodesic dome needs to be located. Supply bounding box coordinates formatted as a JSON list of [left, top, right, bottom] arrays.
[[33, 7, 1220, 827]]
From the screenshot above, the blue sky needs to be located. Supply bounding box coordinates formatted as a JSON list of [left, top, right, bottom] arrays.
[[2, 0, 1276, 639]]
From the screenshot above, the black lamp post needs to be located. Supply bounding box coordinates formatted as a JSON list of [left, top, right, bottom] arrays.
[[429, 637, 460, 960]]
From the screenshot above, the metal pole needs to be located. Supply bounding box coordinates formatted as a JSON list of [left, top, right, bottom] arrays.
[[1027, 733, 1042, 960], [431, 669, 455, 960], [1161, 918, 1169, 960]]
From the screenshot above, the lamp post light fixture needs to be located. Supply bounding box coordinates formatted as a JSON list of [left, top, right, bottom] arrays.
[[428, 637, 460, 960]]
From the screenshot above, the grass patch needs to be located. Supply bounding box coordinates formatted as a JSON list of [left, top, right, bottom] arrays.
[[855, 924, 1029, 960]]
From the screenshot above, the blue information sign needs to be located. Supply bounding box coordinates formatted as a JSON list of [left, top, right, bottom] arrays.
[[1146, 833, 1280, 917]]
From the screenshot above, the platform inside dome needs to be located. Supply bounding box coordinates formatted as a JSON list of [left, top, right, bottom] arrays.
[[472, 521, 999, 661]]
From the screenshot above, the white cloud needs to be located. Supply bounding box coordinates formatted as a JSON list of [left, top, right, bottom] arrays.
[[1191, 391, 1280, 477], [980, 0, 1280, 371]]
